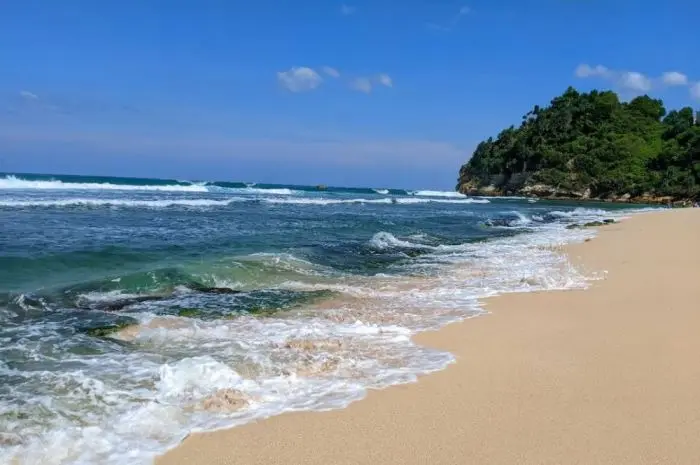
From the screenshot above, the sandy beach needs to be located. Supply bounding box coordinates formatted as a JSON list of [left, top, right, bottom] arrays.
[[158, 208, 700, 465]]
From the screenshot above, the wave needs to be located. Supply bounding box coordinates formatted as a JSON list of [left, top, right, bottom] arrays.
[[0, 175, 208, 192], [0, 196, 491, 209], [230, 187, 296, 195], [0, 209, 626, 465], [372, 189, 389, 195], [394, 198, 489, 205], [548, 207, 609, 218], [263, 197, 490, 206], [368, 232, 433, 251], [411, 190, 467, 198], [263, 198, 393, 206], [0, 198, 242, 209]]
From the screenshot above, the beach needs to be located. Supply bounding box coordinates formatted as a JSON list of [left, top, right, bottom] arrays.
[[158, 207, 700, 465]]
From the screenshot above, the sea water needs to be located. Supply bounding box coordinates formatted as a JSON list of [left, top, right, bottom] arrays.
[[0, 173, 643, 464]]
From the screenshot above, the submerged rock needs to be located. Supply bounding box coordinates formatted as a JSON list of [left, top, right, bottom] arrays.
[[188, 285, 243, 295], [85, 317, 138, 337], [177, 308, 203, 318], [199, 389, 249, 412], [283, 338, 344, 351], [79, 295, 166, 312], [566, 219, 616, 229]]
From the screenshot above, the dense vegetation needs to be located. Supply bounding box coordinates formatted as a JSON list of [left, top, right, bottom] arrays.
[[457, 87, 700, 201]]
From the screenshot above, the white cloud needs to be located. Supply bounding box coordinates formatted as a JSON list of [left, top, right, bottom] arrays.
[[378, 74, 393, 87], [351, 77, 373, 94], [662, 71, 688, 86], [341, 4, 355, 15], [277, 67, 323, 93], [619, 71, 652, 92], [574, 64, 610, 78], [322, 66, 340, 78], [691, 82, 700, 100], [574, 64, 695, 95], [19, 90, 39, 100], [427, 5, 471, 32]]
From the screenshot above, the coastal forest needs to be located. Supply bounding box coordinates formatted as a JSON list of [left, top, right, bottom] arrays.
[[457, 87, 700, 201]]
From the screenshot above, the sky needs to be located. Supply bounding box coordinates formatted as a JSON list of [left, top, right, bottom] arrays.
[[1, 0, 699, 189]]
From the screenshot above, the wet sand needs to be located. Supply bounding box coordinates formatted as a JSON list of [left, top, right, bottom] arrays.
[[158, 208, 700, 465]]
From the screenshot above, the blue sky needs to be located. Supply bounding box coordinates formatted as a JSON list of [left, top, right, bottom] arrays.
[[1, 0, 699, 189]]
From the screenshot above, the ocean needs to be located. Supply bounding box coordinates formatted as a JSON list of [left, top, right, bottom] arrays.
[[0, 173, 641, 464]]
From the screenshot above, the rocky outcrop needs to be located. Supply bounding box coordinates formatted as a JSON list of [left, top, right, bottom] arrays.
[[457, 179, 686, 205]]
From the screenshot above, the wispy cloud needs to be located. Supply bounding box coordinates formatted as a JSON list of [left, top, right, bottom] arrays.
[[19, 90, 39, 100], [691, 82, 700, 100], [427, 5, 470, 32], [277, 67, 323, 93], [350, 77, 373, 94], [378, 74, 393, 88], [575, 64, 698, 98], [341, 4, 355, 15], [322, 66, 341, 78], [275, 67, 392, 94], [574, 64, 612, 79], [349, 74, 393, 93]]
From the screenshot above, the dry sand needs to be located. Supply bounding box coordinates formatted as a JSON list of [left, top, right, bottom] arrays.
[[158, 208, 700, 465]]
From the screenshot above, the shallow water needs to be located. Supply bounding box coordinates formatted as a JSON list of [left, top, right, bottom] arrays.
[[0, 173, 642, 464]]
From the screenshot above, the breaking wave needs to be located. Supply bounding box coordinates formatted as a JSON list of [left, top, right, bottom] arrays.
[[411, 190, 467, 198], [0, 175, 209, 192], [0, 198, 244, 209]]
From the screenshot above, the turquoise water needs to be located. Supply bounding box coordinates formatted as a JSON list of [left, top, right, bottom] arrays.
[[0, 173, 638, 464]]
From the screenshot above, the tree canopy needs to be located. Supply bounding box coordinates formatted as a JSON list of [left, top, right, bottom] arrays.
[[457, 87, 700, 201]]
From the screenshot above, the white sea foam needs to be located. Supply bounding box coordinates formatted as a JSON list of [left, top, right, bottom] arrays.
[[372, 189, 389, 195], [368, 232, 432, 251], [394, 197, 489, 204], [412, 190, 467, 198], [0, 175, 208, 192], [263, 197, 393, 205], [231, 187, 296, 195], [263, 197, 489, 206], [0, 198, 242, 208], [548, 207, 609, 218]]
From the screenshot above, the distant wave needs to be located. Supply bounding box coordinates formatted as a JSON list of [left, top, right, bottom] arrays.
[[0, 196, 491, 209], [372, 189, 389, 195], [394, 198, 489, 205], [0, 198, 243, 208], [411, 190, 467, 198], [548, 208, 609, 218], [0, 175, 208, 192], [263, 198, 393, 205], [263, 197, 490, 206], [231, 187, 296, 195]]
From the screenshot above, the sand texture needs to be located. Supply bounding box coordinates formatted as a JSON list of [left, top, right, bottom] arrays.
[[158, 208, 700, 465]]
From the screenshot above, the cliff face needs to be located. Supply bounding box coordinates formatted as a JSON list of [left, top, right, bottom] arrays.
[[456, 87, 700, 203]]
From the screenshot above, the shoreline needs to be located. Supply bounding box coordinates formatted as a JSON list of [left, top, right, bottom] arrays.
[[158, 208, 700, 465]]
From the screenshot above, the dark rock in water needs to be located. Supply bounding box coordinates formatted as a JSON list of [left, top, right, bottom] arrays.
[[567, 219, 615, 230], [189, 286, 243, 295], [484, 218, 512, 228], [80, 295, 166, 312], [85, 316, 138, 337], [177, 308, 203, 318]]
